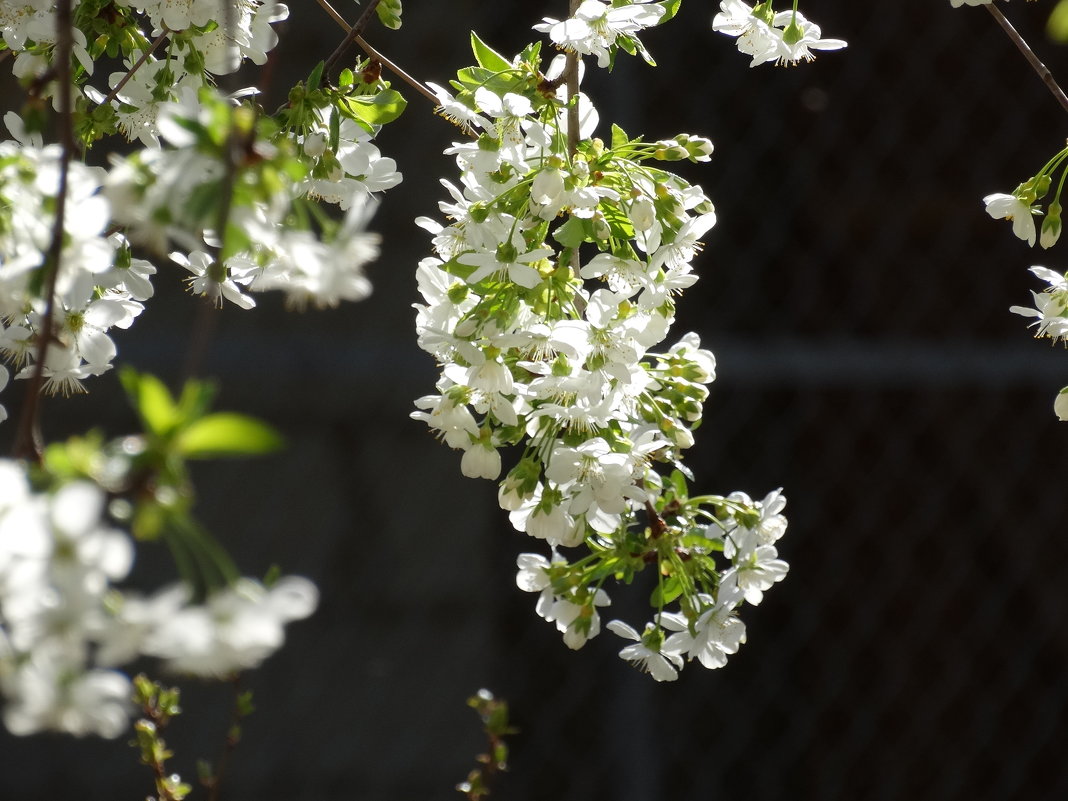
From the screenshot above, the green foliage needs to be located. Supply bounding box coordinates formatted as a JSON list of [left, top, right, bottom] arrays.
[[375, 0, 403, 30], [132, 676, 191, 801], [40, 369, 281, 595], [457, 690, 517, 800], [470, 32, 512, 72], [338, 87, 408, 129], [1050, 0, 1068, 43]]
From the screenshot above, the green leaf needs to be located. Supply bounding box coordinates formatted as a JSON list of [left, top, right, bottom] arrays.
[[668, 469, 688, 501], [338, 87, 407, 129], [552, 216, 588, 248], [470, 31, 512, 72], [376, 0, 402, 30], [329, 103, 341, 151], [610, 123, 629, 151], [177, 413, 283, 458], [307, 60, 325, 92], [1049, 0, 1068, 43], [650, 575, 684, 607], [176, 379, 216, 423], [658, 0, 682, 24], [121, 369, 181, 437]]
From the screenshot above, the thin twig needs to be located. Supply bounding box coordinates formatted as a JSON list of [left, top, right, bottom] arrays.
[[987, 4, 1068, 117], [12, 0, 74, 460], [202, 677, 248, 801], [354, 34, 440, 106], [314, 0, 439, 106], [314, 0, 349, 28], [99, 29, 168, 106], [322, 0, 383, 76]]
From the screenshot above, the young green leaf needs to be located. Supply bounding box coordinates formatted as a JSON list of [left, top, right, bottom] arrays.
[[121, 369, 181, 437], [376, 0, 402, 30], [470, 31, 512, 72], [177, 413, 284, 458], [338, 87, 407, 129]]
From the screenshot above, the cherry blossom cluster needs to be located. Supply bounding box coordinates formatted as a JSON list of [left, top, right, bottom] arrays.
[[0, 1, 403, 740], [0, 120, 152, 406], [0, 2, 402, 407], [980, 143, 1068, 418], [711, 1, 846, 67], [411, 18, 793, 679], [0, 458, 316, 738], [534, 0, 671, 67]]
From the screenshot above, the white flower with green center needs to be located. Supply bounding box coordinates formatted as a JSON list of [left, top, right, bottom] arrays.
[[606, 619, 684, 681], [457, 233, 552, 289], [1010, 266, 1068, 341]]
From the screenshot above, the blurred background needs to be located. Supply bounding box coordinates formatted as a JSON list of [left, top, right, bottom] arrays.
[[2, 1, 1068, 799]]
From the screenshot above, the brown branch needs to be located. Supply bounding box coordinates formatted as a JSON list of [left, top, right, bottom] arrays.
[[12, 0, 74, 460], [353, 34, 440, 106], [315, 0, 439, 106], [323, 0, 383, 76], [987, 4, 1068, 117], [201, 677, 251, 801], [99, 28, 168, 106]]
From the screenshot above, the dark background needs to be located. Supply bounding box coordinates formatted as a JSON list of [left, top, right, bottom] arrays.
[[2, 1, 1068, 799]]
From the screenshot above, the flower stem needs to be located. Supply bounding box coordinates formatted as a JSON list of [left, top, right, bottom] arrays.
[[986, 4, 1068, 117], [315, 0, 440, 106], [12, 0, 74, 461], [99, 29, 168, 107], [323, 0, 383, 76]]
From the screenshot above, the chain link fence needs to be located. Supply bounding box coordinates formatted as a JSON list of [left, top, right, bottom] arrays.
[[2, 1, 1067, 799]]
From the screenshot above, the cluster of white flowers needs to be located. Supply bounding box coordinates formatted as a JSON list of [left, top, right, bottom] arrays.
[[0, 1, 402, 415], [982, 149, 1068, 418], [517, 489, 788, 681], [0, 0, 403, 741], [1010, 266, 1068, 342], [0, 115, 153, 404], [534, 0, 668, 67], [711, 1, 846, 67], [1010, 264, 1068, 418], [411, 17, 793, 678], [0, 460, 316, 737]]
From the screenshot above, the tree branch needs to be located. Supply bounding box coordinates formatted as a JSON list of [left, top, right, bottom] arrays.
[[99, 28, 168, 107], [315, 0, 439, 106], [987, 4, 1068, 117], [323, 0, 383, 76], [12, 0, 75, 460]]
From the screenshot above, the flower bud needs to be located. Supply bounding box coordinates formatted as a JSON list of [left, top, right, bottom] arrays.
[[1041, 201, 1062, 249], [303, 132, 326, 158], [1055, 387, 1068, 421]]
